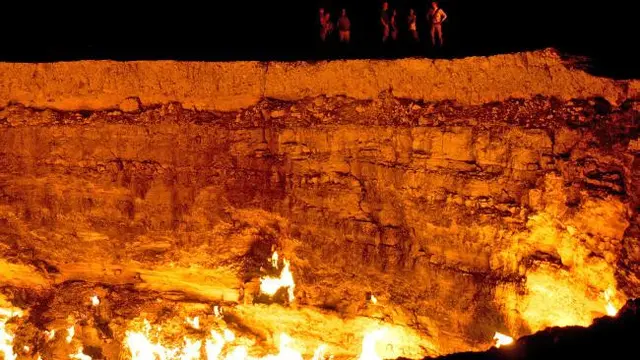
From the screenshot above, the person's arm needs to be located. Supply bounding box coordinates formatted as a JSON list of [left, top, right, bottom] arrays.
[[440, 9, 448, 22], [380, 16, 388, 27]]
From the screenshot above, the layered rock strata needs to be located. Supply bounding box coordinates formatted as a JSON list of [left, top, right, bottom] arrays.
[[0, 49, 638, 357]]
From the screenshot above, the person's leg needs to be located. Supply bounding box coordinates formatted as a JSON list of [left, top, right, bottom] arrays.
[[339, 31, 344, 43], [345, 31, 350, 44], [436, 25, 443, 46], [430, 25, 436, 46]]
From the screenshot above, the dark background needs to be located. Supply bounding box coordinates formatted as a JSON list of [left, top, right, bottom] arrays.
[[0, 0, 636, 78]]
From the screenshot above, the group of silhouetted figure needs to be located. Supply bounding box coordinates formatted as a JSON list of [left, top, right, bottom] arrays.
[[319, 1, 448, 47]]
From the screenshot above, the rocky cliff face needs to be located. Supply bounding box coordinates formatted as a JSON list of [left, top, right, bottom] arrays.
[[0, 49, 638, 358]]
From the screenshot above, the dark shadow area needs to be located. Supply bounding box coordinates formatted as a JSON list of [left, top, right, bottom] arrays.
[[0, 0, 636, 79]]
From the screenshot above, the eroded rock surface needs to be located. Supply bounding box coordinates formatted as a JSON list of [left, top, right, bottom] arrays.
[[0, 50, 639, 358]]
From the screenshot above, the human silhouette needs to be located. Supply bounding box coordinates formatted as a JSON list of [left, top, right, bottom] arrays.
[[319, 8, 327, 42], [380, 2, 390, 43], [408, 9, 419, 42], [427, 1, 448, 46], [390, 9, 398, 41], [338, 9, 351, 43]]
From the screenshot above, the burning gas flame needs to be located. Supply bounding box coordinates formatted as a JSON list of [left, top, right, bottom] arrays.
[[45, 329, 56, 342], [126, 319, 205, 360], [370, 295, 377, 305], [66, 325, 75, 344], [69, 347, 92, 360], [260, 252, 295, 303], [604, 288, 618, 317], [0, 307, 23, 360], [186, 316, 200, 330], [125, 318, 334, 360], [90, 295, 100, 307], [358, 329, 386, 360], [222, 329, 235, 342], [213, 306, 222, 318], [181, 338, 203, 360], [205, 330, 226, 360], [224, 346, 248, 360], [493, 332, 514, 348], [262, 333, 303, 360], [311, 344, 328, 360]]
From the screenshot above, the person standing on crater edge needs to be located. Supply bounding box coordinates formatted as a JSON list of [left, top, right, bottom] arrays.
[[319, 8, 327, 42], [380, 1, 390, 43], [390, 9, 399, 41], [338, 9, 351, 43], [323, 12, 335, 40], [408, 9, 419, 42], [427, 0, 448, 47]]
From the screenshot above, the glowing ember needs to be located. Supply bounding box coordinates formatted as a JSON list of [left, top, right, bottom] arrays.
[[0, 307, 23, 360], [66, 325, 75, 344], [493, 332, 514, 348], [270, 252, 279, 269], [90, 295, 100, 307], [604, 288, 618, 317], [186, 316, 200, 330], [260, 252, 295, 303], [358, 329, 386, 360], [69, 347, 92, 360], [370, 295, 377, 305], [22, 346, 29, 352]]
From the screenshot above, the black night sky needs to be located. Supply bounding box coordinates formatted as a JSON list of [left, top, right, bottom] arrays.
[[0, 0, 636, 78]]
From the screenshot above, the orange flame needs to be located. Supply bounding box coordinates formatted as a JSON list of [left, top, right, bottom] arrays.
[[493, 332, 514, 348], [358, 329, 386, 360], [66, 324, 75, 344], [311, 344, 328, 360], [69, 347, 92, 360], [45, 330, 56, 342], [186, 316, 200, 330], [90, 296, 100, 307], [604, 288, 618, 317], [0, 307, 23, 360], [260, 252, 295, 303]]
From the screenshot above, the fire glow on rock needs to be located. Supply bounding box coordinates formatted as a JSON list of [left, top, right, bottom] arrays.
[[0, 251, 625, 360]]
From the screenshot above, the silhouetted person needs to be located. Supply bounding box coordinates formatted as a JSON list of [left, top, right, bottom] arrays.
[[427, 1, 447, 46], [380, 2, 390, 43], [319, 8, 327, 42], [338, 9, 351, 43], [390, 9, 398, 41], [323, 12, 334, 41], [408, 9, 419, 42]]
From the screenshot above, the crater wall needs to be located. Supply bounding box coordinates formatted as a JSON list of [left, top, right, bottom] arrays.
[[0, 49, 638, 356]]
